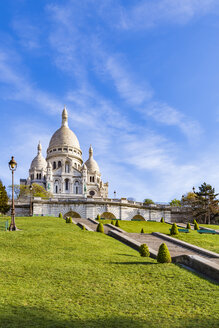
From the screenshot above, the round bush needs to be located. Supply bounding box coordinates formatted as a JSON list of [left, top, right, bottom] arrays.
[[139, 244, 150, 257], [59, 213, 63, 219], [194, 221, 199, 230], [96, 222, 104, 233], [186, 223, 191, 229], [170, 223, 178, 235], [160, 217, 164, 223], [96, 214, 101, 220], [141, 228, 145, 233], [115, 220, 120, 227], [111, 220, 115, 225], [157, 243, 172, 263]]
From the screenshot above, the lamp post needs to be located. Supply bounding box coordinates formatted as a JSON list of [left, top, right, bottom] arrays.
[[114, 191, 116, 199], [29, 184, 33, 216], [8, 156, 17, 231]]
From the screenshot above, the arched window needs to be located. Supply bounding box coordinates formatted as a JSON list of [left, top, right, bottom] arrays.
[[39, 173, 41, 180], [65, 162, 70, 173], [90, 176, 94, 182], [74, 181, 79, 194], [53, 162, 56, 169], [36, 173, 39, 179], [55, 185, 58, 193], [65, 179, 69, 191], [58, 161, 61, 168]]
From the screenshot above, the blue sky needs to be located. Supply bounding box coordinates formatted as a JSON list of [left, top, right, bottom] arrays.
[[1, 0, 219, 202]]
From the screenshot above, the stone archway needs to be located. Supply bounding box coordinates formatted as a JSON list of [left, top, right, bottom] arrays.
[[64, 211, 81, 218], [131, 215, 145, 221], [101, 212, 116, 219]]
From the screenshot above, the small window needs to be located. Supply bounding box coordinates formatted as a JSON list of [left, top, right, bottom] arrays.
[[58, 148, 62, 151], [58, 161, 61, 168], [53, 162, 56, 169], [69, 149, 72, 152], [53, 149, 56, 151], [64, 148, 67, 151], [89, 190, 95, 196], [65, 179, 69, 191], [39, 173, 41, 180], [50, 150, 52, 153]]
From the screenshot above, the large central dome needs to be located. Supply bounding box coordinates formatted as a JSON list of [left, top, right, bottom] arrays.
[[48, 107, 80, 150]]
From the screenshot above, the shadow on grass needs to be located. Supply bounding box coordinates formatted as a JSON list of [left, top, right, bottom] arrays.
[[0, 306, 148, 328], [0, 305, 218, 328], [110, 261, 158, 265], [115, 253, 138, 257]]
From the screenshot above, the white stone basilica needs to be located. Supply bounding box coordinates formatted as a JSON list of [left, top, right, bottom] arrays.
[[21, 107, 108, 199]]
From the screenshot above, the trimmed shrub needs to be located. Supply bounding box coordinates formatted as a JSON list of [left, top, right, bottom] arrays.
[[139, 244, 150, 257], [97, 214, 101, 220], [194, 221, 199, 230], [96, 222, 104, 233], [193, 219, 197, 224], [141, 228, 145, 233], [186, 223, 191, 229], [115, 220, 120, 227], [59, 213, 63, 219], [170, 223, 178, 235], [66, 217, 72, 223], [111, 220, 115, 225], [157, 243, 172, 263], [160, 217, 164, 223]]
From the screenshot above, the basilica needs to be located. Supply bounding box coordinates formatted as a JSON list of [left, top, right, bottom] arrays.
[[21, 107, 108, 199]]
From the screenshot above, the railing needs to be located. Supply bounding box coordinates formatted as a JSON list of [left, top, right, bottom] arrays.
[[0, 220, 9, 231]]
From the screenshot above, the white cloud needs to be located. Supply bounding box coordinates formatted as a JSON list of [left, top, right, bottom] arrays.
[[118, 0, 219, 30]]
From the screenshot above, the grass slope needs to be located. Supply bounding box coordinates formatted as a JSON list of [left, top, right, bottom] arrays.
[[0, 217, 218, 328]]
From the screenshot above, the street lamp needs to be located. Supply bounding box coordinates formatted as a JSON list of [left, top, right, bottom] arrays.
[[114, 191, 116, 199], [8, 156, 17, 231], [29, 184, 33, 216]]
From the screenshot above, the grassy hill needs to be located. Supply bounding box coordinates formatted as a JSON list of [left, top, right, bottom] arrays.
[[0, 217, 218, 328]]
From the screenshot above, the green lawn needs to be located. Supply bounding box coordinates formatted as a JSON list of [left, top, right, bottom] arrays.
[[0, 217, 218, 328], [172, 230, 219, 254], [199, 224, 219, 230], [102, 219, 171, 234]]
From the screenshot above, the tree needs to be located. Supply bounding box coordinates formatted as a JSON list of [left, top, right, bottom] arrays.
[[169, 199, 181, 207], [143, 199, 154, 205], [0, 180, 10, 214], [182, 184, 219, 224], [7, 184, 20, 199], [194, 183, 219, 224], [19, 183, 52, 199]]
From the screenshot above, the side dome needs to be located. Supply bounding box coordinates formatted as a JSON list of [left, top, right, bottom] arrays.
[[85, 145, 100, 173], [48, 107, 80, 150], [30, 142, 47, 170]]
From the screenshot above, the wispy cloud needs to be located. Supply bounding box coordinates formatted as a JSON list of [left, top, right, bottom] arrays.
[[118, 0, 219, 30], [0, 48, 62, 114]]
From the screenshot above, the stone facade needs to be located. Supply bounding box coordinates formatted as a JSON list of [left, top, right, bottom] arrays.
[[21, 107, 108, 199]]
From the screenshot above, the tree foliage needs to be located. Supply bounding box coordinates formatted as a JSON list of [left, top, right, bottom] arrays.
[[169, 199, 181, 207], [182, 183, 219, 224], [143, 199, 154, 205], [19, 183, 52, 199], [0, 180, 10, 214]]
